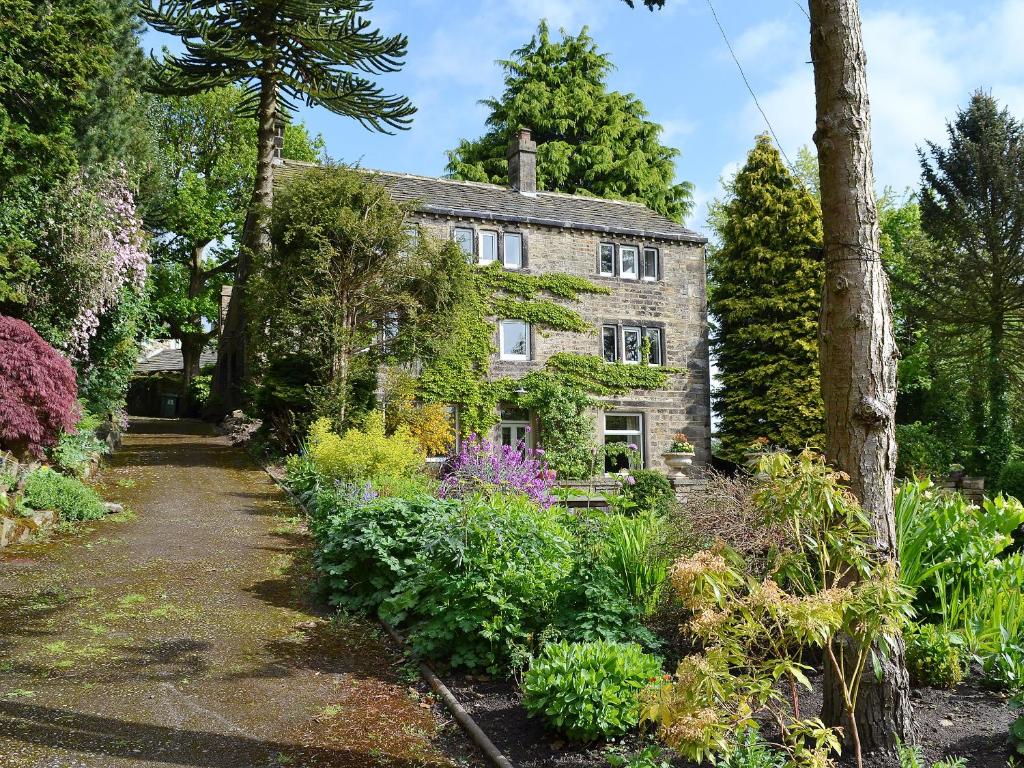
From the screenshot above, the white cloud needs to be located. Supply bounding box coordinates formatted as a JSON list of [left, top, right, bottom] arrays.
[[731, 0, 1024, 192], [731, 20, 799, 65]]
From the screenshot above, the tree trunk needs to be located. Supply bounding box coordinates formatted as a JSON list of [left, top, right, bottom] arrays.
[[207, 77, 277, 418], [181, 244, 207, 400], [809, 0, 914, 755]]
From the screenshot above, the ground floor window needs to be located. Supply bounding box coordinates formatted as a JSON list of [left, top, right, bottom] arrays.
[[603, 412, 643, 473], [498, 406, 532, 448]]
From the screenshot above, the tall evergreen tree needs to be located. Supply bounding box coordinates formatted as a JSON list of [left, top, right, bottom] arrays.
[[446, 21, 692, 222], [910, 91, 1024, 481], [709, 134, 824, 461], [141, 0, 415, 414]]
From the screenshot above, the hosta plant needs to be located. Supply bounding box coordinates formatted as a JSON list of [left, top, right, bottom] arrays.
[[522, 640, 662, 741]]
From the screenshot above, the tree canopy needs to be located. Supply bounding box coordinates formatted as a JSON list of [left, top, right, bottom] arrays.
[[708, 134, 824, 461], [902, 92, 1024, 480], [446, 21, 692, 222]]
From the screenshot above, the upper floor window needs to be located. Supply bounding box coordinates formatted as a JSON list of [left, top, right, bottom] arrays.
[[602, 325, 618, 363], [596, 242, 661, 281], [503, 232, 523, 270], [454, 227, 474, 261], [599, 243, 616, 276], [620, 246, 639, 280], [642, 247, 659, 281], [499, 319, 530, 360], [479, 230, 499, 264], [602, 323, 665, 366]]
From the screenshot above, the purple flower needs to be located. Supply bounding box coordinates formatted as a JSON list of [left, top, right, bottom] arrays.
[[628, 443, 638, 452], [627, 476, 636, 486], [437, 435, 556, 508]]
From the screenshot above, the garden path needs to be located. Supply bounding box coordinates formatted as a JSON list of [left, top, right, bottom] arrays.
[[0, 418, 477, 768]]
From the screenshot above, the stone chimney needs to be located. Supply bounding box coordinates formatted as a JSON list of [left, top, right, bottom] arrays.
[[273, 113, 286, 161], [507, 128, 537, 194]]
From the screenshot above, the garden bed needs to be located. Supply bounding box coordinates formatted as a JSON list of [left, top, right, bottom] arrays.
[[446, 670, 1013, 768]]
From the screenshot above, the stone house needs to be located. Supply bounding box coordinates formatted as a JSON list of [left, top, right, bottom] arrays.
[[278, 129, 711, 472]]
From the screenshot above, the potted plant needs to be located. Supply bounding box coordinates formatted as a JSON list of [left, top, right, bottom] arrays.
[[663, 433, 695, 477]]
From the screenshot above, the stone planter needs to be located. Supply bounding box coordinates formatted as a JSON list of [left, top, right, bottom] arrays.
[[662, 451, 695, 478]]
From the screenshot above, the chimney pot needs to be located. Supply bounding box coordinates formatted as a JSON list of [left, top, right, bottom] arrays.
[[507, 127, 537, 194]]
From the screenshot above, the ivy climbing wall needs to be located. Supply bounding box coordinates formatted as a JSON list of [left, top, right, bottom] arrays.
[[410, 213, 711, 471]]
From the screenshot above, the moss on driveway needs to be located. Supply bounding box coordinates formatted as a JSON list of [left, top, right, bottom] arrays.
[[0, 418, 480, 768]]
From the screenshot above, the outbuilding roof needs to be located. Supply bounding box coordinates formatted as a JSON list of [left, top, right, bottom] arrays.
[[276, 160, 705, 244], [135, 347, 218, 375]]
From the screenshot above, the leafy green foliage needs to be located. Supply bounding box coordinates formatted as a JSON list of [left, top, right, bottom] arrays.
[[708, 135, 824, 462], [622, 470, 675, 517], [382, 493, 574, 673], [647, 451, 910, 765], [315, 490, 451, 612], [896, 422, 954, 479], [22, 467, 106, 522], [714, 728, 784, 768], [896, 743, 966, 768], [1010, 696, 1024, 759], [911, 92, 1024, 480], [446, 22, 692, 221], [50, 409, 110, 479], [999, 461, 1024, 500], [522, 640, 662, 741], [305, 416, 423, 486], [606, 745, 671, 768], [252, 165, 466, 434], [904, 624, 966, 689]]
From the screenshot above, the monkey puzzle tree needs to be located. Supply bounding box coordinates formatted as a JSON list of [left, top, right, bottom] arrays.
[[141, 0, 415, 414]]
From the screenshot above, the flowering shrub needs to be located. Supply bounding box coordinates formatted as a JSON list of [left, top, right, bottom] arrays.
[[669, 433, 694, 453], [522, 640, 663, 741], [438, 434, 556, 508], [0, 317, 79, 458], [22, 467, 106, 521], [305, 414, 424, 485]]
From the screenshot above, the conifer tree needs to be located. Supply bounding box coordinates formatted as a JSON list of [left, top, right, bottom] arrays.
[[446, 22, 692, 222], [913, 92, 1024, 481], [709, 134, 824, 461], [141, 0, 415, 413]]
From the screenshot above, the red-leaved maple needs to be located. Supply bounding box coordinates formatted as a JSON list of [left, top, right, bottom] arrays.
[[0, 316, 79, 458]]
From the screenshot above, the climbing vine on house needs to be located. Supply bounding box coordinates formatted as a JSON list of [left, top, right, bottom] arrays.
[[415, 263, 678, 478]]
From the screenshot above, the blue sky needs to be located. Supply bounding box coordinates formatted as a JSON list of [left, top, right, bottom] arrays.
[[144, 0, 1024, 235]]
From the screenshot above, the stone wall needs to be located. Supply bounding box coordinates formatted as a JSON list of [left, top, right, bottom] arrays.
[[411, 212, 712, 471]]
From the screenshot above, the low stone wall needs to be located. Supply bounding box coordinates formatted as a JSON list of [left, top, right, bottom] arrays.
[[0, 510, 57, 548], [937, 475, 985, 505]]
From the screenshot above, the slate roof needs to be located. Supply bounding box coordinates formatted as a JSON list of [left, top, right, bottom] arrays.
[[135, 347, 218, 374], [276, 160, 705, 244]]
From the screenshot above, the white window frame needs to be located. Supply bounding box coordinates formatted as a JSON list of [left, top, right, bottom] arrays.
[[603, 412, 644, 471], [499, 420, 532, 448], [642, 246, 659, 281], [643, 327, 663, 366], [601, 324, 619, 363], [599, 243, 616, 276], [498, 319, 531, 361], [622, 326, 642, 364], [479, 230, 499, 265], [453, 227, 475, 261], [619, 245, 639, 280], [503, 232, 523, 270]]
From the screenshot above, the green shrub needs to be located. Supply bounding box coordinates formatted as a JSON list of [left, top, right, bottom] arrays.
[[1010, 695, 1024, 759], [553, 510, 660, 648], [896, 422, 953, 479], [284, 452, 321, 507], [897, 743, 966, 768], [1000, 460, 1024, 501], [521, 640, 661, 741], [50, 410, 109, 479], [316, 490, 452, 611], [714, 728, 784, 768], [22, 468, 106, 521], [383, 493, 574, 673], [623, 470, 675, 517], [306, 414, 424, 485], [904, 624, 966, 689]]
